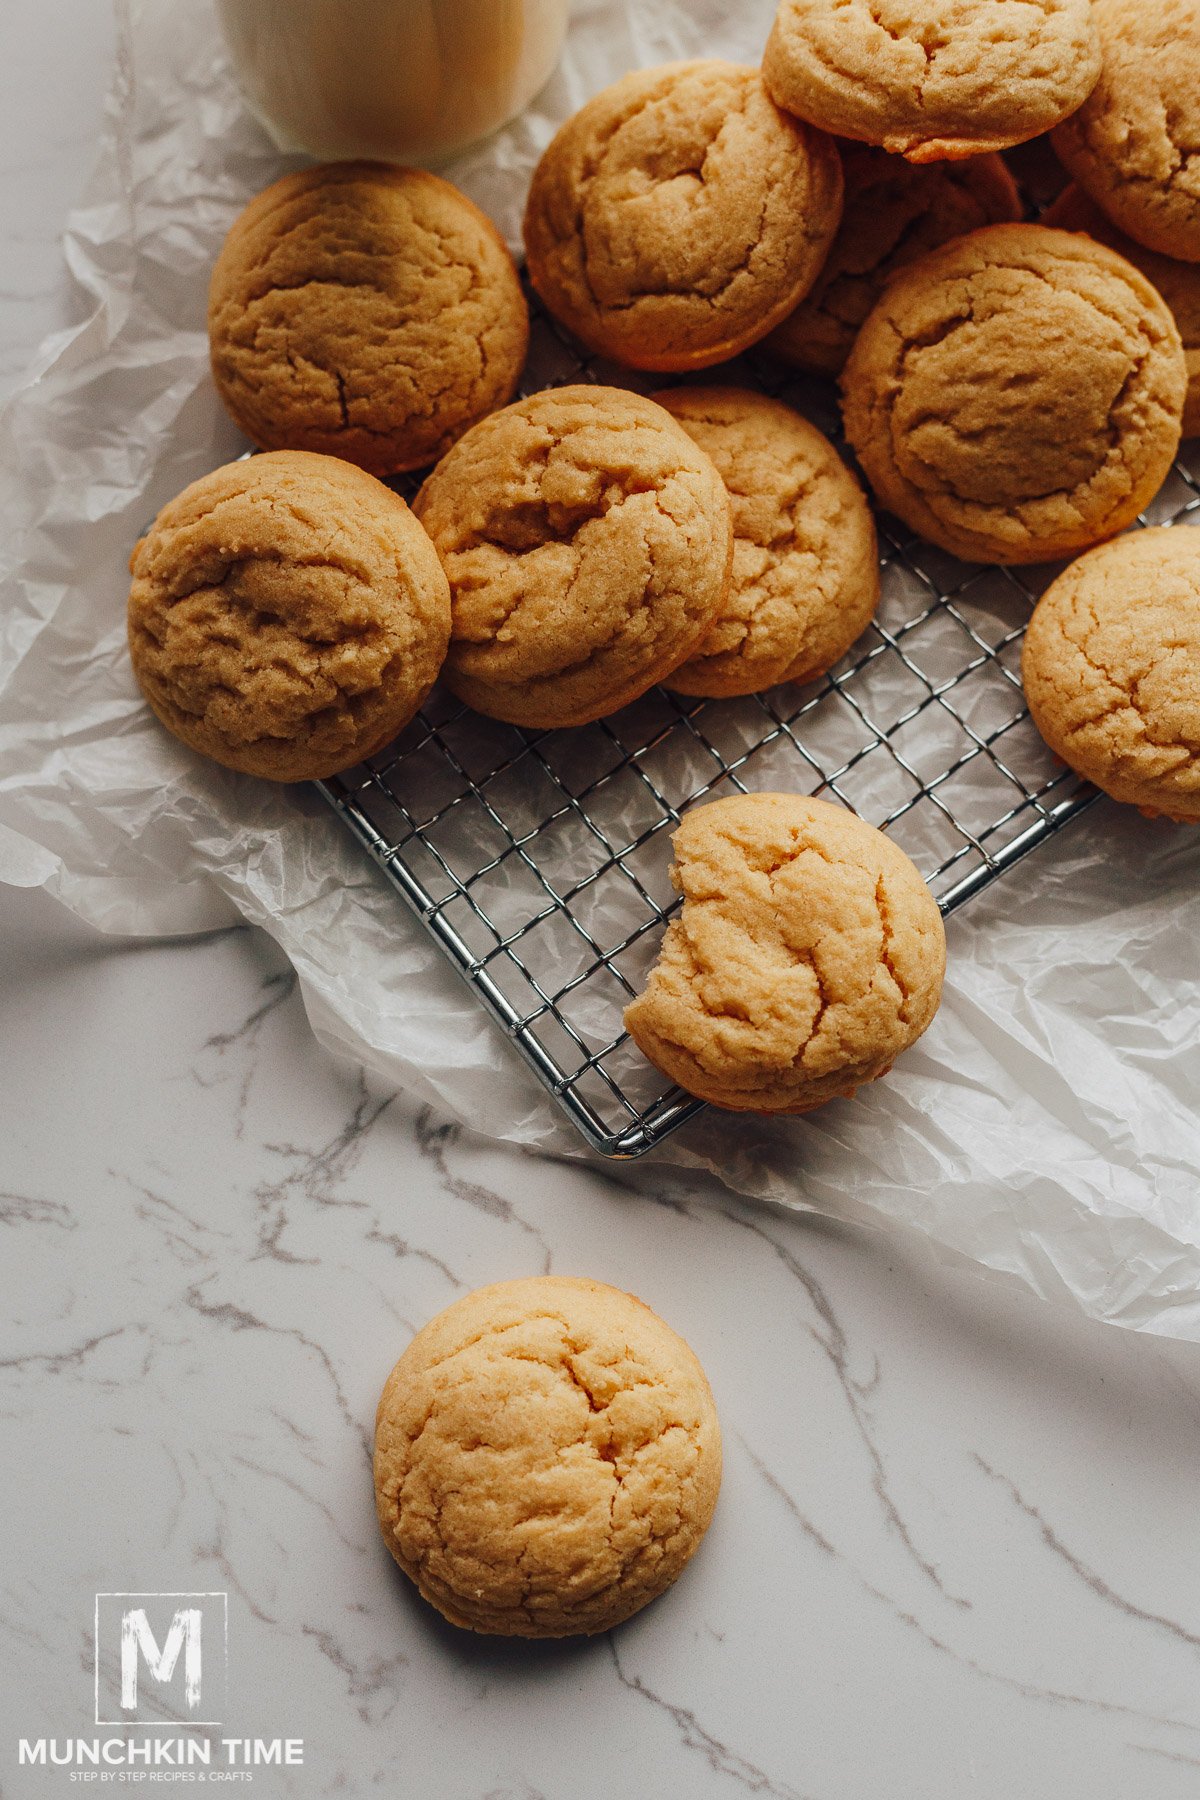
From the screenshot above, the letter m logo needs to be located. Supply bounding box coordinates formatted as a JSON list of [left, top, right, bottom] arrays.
[[121, 1606, 202, 1711], [95, 1593, 227, 1724]]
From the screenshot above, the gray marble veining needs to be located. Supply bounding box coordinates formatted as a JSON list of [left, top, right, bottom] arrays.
[[4, 8, 1200, 1798]]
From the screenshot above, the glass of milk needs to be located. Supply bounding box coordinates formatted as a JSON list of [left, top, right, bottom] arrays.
[[217, 0, 570, 164]]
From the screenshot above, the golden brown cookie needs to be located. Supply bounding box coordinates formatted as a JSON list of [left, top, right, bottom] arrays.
[[840, 223, 1186, 565], [624, 793, 946, 1114], [412, 385, 733, 728], [374, 1277, 722, 1638], [651, 387, 879, 697], [766, 146, 1021, 376], [1052, 0, 1200, 264], [208, 162, 528, 476], [522, 61, 843, 372], [128, 451, 450, 782], [1022, 528, 1200, 821], [762, 0, 1100, 164], [1045, 186, 1200, 437]]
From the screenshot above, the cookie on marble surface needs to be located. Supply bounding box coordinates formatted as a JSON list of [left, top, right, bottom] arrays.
[[412, 385, 733, 728], [208, 162, 528, 476], [766, 146, 1021, 377], [1052, 0, 1200, 264], [651, 387, 879, 697], [127, 451, 450, 782], [762, 0, 1100, 164], [522, 60, 843, 372], [840, 223, 1186, 565], [373, 1276, 722, 1638], [1044, 186, 1200, 437], [624, 793, 946, 1114], [1022, 528, 1200, 821]]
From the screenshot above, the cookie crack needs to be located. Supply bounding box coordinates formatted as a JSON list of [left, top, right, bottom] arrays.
[[891, 267, 1167, 512], [570, 70, 808, 317], [456, 482, 692, 681], [595, 178, 773, 314], [874, 873, 914, 1019], [1074, 88, 1200, 205], [229, 320, 488, 438], [155, 551, 379, 639], [1059, 601, 1200, 764], [390, 1319, 701, 1623], [803, 0, 1069, 119], [644, 825, 920, 1086]]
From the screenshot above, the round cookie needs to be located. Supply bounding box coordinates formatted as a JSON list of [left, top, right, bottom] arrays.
[[208, 162, 528, 476], [127, 451, 450, 782], [762, 0, 1101, 164], [1022, 528, 1200, 821], [1052, 0, 1200, 264], [840, 223, 1186, 566], [651, 387, 879, 697], [624, 793, 946, 1114], [1045, 186, 1200, 437], [373, 1277, 722, 1638], [766, 146, 1021, 377], [522, 61, 843, 373], [412, 385, 734, 728]]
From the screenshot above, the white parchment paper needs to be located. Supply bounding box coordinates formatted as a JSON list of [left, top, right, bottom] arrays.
[[2, 0, 1198, 1336]]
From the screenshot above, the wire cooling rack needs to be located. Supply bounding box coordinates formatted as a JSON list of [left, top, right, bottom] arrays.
[[317, 281, 1200, 1158]]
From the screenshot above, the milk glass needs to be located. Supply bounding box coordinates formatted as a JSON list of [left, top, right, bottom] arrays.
[[216, 0, 570, 164]]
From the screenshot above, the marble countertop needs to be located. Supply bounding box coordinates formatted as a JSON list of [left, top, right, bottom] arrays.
[[4, 8, 1200, 1798]]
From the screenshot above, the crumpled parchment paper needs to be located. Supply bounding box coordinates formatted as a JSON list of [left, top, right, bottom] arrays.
[[2, 0, 1198, 1336]]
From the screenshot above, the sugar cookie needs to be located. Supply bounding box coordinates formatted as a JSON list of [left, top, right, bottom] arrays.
[[1044, 185, 1200, 437], [209, 162, 528, 475], [840, 224, 1185, 565], [374, 1277, 722, 1637], [413, 385, 733, 728], [653, 387, 879, 697], [523, 61, 843, 371], [128, 451, 450, 781], [763, 0, 1100, 164], [625, 793, 946, 1113], [1023, 527, 1200, 821], [1053, 0, 1200, 263]]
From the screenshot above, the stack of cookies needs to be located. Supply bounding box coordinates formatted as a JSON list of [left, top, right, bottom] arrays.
[[126, 0, 1200, 1120]]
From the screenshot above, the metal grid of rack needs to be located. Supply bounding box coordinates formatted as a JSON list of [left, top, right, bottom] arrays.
[[318, 282, 1200, 1158]]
